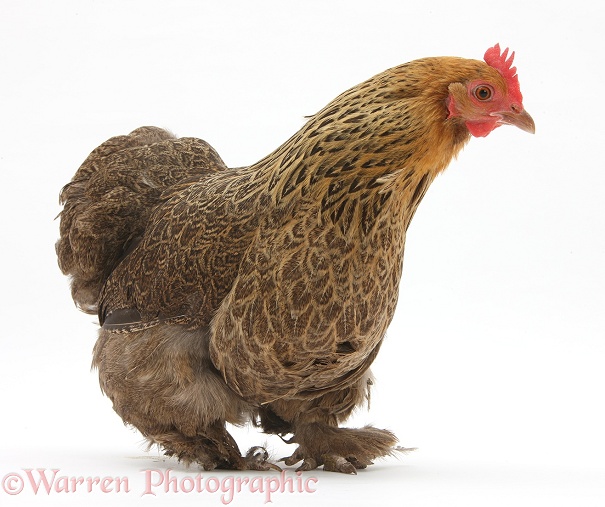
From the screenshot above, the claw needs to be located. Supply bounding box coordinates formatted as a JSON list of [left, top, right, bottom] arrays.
[[278, 434, 296, 445], [346, 457, 368, 469], [280, 449, 303, 466], [295, 457, 318, 472], [244, 446, 282, 472], [322, 454, 357, 475]]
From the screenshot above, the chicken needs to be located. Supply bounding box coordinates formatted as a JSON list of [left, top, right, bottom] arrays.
[[56, 44, 534, 474]]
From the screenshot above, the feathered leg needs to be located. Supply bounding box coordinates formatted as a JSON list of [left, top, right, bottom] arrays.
[[283, 423, 398, 474], [259, 372, 400, 474], [92, 324, 277, 470]]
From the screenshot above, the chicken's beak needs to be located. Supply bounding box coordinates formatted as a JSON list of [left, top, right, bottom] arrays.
[[494, 109, 536, 134]]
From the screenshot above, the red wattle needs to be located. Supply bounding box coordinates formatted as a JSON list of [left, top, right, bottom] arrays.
[[465, 119, 500, 138]]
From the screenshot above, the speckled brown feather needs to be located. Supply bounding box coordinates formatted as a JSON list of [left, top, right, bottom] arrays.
[[208, 58, 489, 403], [57, 55, 516, 472], [57, 126, 227, 313], [93, 59, 500, 337]]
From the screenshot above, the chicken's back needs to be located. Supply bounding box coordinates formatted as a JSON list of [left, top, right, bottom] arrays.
[[56, 127, 227, 315]]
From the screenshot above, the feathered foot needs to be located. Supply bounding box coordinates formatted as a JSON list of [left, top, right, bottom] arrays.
[[152, 426, 280, 471], [280, 423, 399, 474], [154, 426, 244, 471]]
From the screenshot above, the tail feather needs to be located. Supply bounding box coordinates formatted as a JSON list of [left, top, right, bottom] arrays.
[[56, 126, 227, 314]]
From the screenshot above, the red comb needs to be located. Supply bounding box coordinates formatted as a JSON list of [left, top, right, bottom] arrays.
[[484, 43, 523, 104]]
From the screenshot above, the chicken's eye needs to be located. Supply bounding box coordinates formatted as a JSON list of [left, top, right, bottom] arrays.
[[473, 85, 493, 101]]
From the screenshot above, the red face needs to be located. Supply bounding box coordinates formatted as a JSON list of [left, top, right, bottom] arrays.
[[447, 44, 535, 138], [447, 78, 535, 138]]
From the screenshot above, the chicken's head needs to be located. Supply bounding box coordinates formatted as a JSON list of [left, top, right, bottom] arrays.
[[446, 43, 535, 138]]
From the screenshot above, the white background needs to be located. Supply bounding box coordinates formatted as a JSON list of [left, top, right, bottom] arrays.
[[1, 0, 604, 505]]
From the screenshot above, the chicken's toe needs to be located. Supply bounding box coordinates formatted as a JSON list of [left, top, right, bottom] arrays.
[[322, 454, 358, 475], [295, 457, 319, 472], [244, 446, 282, 471]]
